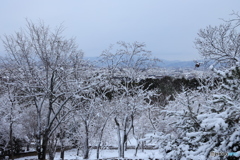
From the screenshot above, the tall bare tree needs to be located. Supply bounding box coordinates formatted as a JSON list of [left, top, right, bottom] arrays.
[[1, 20, 86, 160], [100, 41, 160, 80], [100, 41, 158, 158]]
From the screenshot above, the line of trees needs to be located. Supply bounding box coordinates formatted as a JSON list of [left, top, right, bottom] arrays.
[[2, 11, 240, 160], [0, 20, 165, 160]]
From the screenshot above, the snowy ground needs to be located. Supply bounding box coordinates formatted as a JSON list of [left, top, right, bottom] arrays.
[[15, 149, 163, 160]]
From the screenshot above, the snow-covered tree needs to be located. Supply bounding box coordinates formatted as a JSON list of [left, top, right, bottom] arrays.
[[100, 41, 160, 80], [64, 66, 115, 159], [157, 88, 206, 159], [144, 13, 240, 159], [100, 41, 159, 158], [194, 12, 240, 67], [0, 77, 27, 160], [1, 20, 87, 160], [155, 62, 240, 159]]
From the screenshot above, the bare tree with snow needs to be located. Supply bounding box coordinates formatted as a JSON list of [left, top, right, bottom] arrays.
[[195, 12, 240, 67], [100, 41, 159, 158], [1, 20, 87, 160]]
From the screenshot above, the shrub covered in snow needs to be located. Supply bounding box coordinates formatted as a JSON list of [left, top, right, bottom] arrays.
[[154, 62, 240, 159]]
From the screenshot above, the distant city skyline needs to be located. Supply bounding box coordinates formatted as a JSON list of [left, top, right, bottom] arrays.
[[1, 1, 240, 61]]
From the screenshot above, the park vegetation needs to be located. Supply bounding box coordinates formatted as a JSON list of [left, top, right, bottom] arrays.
[[1, 12, 240, 160]]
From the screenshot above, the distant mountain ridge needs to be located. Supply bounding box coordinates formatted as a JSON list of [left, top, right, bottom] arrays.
[[159, 60, 195, 68], [84, 57, 195, 69]]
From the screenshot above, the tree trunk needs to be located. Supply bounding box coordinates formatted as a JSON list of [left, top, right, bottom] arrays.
[[77, 148, 80, 156], [48, 135, 58, 160], [59, 130, 65, 160], [141, 141, 145, 152], [96, 142, 101, 159], [38, 136, 48, 160], [115, 115, 132, 158], [134, 142, 140, 156], [83, 120, 89, 159], [120, 140, 124, 158], [41, 141, 47, 160], [124, 141, 127, 151], [60, 148, 64, 160], [37, 135, 41, 159], [96, 114, 111, 159], [114, 117, 122, 158], [10, 122, 14, 160], [26, 144, 30, 151], [37, 108, 42, 160], [120, 116, 129, 158], [120, 133, 127, 158]]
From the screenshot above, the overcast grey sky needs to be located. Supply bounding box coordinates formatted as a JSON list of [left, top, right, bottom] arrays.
[[0, 1, 240, 61]]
